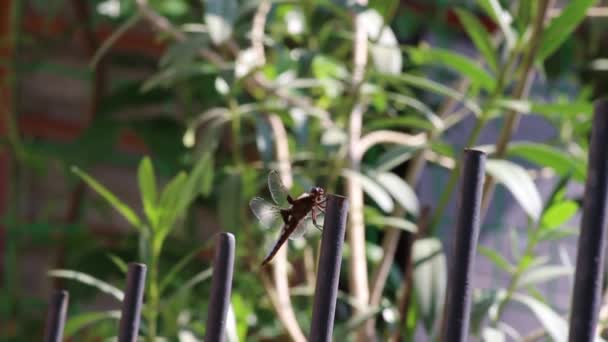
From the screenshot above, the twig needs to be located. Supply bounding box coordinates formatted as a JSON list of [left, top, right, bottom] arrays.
[[479, 0, 555, 218], [134, 0, 333, 127], [346, 7, 372, 341], [367, 79, 470, 335], [356, 131, 426, 159]]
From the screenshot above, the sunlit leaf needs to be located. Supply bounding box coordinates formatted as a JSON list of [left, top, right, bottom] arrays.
[[408, 46, 495, 91], [541, 200, 579, 230], [375, 145, 420, 172], [378, 72, 481, 115], [373, 171, 419, 215], [485, 159, 542, 221], [482, 327, 505, 342], [518, 265, 573, 289], [367, 215, 418, 233], [455, 8, 498, 73], [342, 169, 394, 212], [478, 0, 516, 49], [512, 293, 567, 342], [358, 9, 402, 74], [71, 166, 142, 230], [204, 0, 237, 44], [412, 238, 446, 333], [48, 269, 124, 301], [507, 142, 586, 182], [537, 0, 597, 61]]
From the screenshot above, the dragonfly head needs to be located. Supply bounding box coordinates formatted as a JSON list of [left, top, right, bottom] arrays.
[[309, 186, 325, 198]]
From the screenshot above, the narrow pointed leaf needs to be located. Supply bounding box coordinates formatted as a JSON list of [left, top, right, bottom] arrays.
[[455, 8, 498, 72], [72, 166, 141, 230], [538, 0, 597, 61], [342, 169, 394, 213], [138, 157, 158, 227], [485, 159, 542, 221]]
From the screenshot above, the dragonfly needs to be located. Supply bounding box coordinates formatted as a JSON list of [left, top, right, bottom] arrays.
[[250, 170, 327, 266]]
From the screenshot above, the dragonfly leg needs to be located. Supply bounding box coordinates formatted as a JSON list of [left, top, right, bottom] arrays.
[[312, 209, 323, 231]]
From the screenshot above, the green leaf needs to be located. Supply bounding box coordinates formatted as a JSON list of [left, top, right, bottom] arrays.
[[367, 215, 418, 233], [530, 101, 593, 119], [71, 166, 142, 230], [157, 172, 188, 234], [478, 0, 516, 49], [407, 46, 496, 91], [479, 247, 514, 273], [106, 253, 128, 274], [342, 169, 394, 213], [455, 9, 498, 73], [412, 238, 446, 333], [367, 116, 436, 132], [378, 72, 481, 115], [373, 171, 420, 215], [375, 145, 420, 172], [471, 290, 500, 335], [512, 293, 567, 342], [64, 310, 121, 337], [541, 200, 579, 230], [160, 243, 210, 294], [485, 159, 542, 221], [48, 269, 124, 301], [518, 265, 573, 289], [538, 226, 578, 241], [138, 157, 158, 227], [507, 142, 587, 182], [205, 0, 237, 44], [537, 0, 597, 61], [164, 267, 213, 305]]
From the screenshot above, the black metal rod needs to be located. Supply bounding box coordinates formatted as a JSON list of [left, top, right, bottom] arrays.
[[44, 290, 69, 342], [309, 194, 349, 342], [440, 149, 486, 342], [118, 263, 147, 342], [204, 232, 236, 342], [568, 100, 608, 342]]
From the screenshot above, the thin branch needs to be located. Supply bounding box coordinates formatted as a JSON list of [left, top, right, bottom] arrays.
[[135, 0, 333, 127], [347, 7, 372, 341], [480, 0, 555, 218], [356, 131, 426, 159], [251, 0, 271, 64]]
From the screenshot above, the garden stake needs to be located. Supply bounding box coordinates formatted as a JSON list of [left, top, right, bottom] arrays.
[[118, 263, 147, 342], [310, 194, 349, 342], [568, 99, 608, 342], [204, 232, 235, 342], [440, 149, 486, 342], [43, 290, 69, 342]]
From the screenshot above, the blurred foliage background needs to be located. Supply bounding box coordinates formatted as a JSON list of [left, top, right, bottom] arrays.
[[1, 0, 607, 340]]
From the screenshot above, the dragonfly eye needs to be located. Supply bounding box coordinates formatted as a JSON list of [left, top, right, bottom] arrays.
[[310, 187, 324, 196]]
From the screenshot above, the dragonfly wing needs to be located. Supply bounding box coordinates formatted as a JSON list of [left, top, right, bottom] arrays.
[[268, 170, 290, 207], [249, 197, 281, 229], [288, 218, 310, 240]]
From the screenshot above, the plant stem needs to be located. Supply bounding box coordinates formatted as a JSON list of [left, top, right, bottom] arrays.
[[480, 0, 555, 219], [146, 251, 160, 342]]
